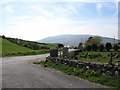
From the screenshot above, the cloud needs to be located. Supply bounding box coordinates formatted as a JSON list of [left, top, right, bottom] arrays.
[[31, 6, 54, 18], [96, 3, 103, 10], [1, 1, 118, 40], [1, 14, 118, 40], [96, 3, 103, 17], [66, 5, 80, 16], [31, 3, 81, 18], [5, 6, 14, 14], [54, 6, 74, 17], [1, 16, 88, 40]]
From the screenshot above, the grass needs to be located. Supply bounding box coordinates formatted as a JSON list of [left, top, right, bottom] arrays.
[[1, 38, 32, 53], [74, 51, 120, 64], [2, 50, 49, 57], [5, 37, 58, 49], [38, 43, 58, 49], [33, 60, 120, 88], [0, 38, 49, 57]]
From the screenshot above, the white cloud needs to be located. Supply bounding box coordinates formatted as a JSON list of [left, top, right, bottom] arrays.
[[96, 3, 103, 10], [31, 6, 54, 18], [5, 6, 14, 14], [31, 3, 81, 18], [1, 15, 118, 40], [54, 7, 72, 16], [66, 5, 80, 16], [96, 3, 103, 17], [1, 1, 118, 40], [1, 16, 87, 40]]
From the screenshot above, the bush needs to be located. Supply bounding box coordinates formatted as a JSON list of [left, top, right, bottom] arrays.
[[92, 44, 98, 51], [105, 43, 112, 51], [99, 44, 105, 51], [113, 44, 119, 51], [86, 45, 92, 51]]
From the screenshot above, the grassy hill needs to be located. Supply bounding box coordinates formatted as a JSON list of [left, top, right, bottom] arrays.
[[1, 38, 32, 53], [0, 38, 50, 57], [5, 37, 58, 50]]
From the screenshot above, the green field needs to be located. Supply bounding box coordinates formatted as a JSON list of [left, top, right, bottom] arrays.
[[1, 38, 32, 53], [74, 51, 120, 64], [0, 38, 49, 57], [5, 37, 58, 50]]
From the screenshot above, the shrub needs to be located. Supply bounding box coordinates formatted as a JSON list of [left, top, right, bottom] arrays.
[[86, 45, 92, 51], [113, 44, 119, 51], [105, 43, 112, 51], [92, 44, 98, 51], [99, 44, 105, 51]]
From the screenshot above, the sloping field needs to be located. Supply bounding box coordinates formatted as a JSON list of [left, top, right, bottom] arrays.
[[6, 37, 58, 50], [1, 38, 49, 57], [1, 38, 32, 53]]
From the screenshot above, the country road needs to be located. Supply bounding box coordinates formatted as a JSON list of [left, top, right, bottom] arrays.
[[1, 54, 107, 88]]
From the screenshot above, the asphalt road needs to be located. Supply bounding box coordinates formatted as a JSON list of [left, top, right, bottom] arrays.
[[1, 54, 107, 88]]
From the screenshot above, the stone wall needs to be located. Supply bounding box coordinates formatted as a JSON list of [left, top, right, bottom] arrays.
[[68, 49, 81, 59], [46, 56, 120, 77], [50, 48, 58, 57], [63, 47, 69, 58]]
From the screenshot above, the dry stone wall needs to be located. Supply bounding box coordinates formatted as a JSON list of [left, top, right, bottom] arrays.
[[46, 56, 120, 77]]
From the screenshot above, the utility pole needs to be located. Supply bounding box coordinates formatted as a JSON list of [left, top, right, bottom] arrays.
[[114, 36, 115, 44], [81, 38, 82, 43]]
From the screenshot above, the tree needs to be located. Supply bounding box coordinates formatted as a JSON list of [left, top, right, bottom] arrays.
[[105, 43, 112, 51], [99, 44, 105, 51], [85, 36, 102, 51], [86, 36, 102, 45], [86, 45, 92, 51], [23, 44, 28, 47], [2, 35, 6, 39], [58, 44, 64, 48], [113, 44, 119, 51], [92, 44, 98, 51], [74, 47, 78, 49], [29, 43, 39, 50], [78, 43, 83, 50]]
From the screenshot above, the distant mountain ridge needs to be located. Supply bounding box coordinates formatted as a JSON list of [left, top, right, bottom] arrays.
[[37, 34, 119, 46]]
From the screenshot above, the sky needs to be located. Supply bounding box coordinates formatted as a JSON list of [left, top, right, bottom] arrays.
[[0, 0, 119, 41]]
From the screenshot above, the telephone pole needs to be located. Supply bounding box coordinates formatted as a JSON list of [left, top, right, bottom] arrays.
[[81, 38, 82, 43], [114, 36, 115, 44]]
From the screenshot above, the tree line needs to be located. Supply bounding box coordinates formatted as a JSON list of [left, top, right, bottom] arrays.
[[78, 36, 120, 51]]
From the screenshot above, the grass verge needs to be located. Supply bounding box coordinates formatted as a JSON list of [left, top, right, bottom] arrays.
[[33, 60, 120, 88], [2, 50, 49, 57]]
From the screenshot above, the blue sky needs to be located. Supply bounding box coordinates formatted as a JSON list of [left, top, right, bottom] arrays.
[[0, 0, 119, 41]]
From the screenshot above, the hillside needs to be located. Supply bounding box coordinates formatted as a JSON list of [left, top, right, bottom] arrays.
[[1, 38, 32, 53], [5, 37, 58, 50], [0, 38, 51, 57], [38, 34, 119, 46]]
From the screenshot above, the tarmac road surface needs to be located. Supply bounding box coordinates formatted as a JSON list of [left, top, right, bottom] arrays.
[[1, 54, 107, 88]]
